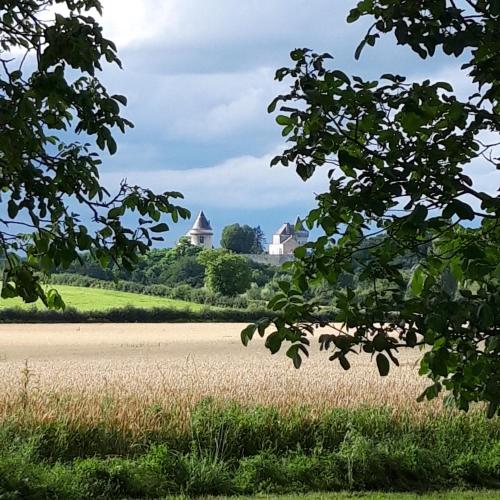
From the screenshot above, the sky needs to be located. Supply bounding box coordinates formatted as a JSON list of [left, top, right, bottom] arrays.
[[73, 0, 494, 246]]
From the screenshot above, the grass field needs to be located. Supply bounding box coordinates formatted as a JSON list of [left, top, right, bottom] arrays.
[[0, 285, 206, 312], [0, 323, 498, 498]]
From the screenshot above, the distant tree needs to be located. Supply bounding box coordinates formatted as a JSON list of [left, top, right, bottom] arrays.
[[251, 226, 266, 254], [220, 224, 258, 254], [199, 249, 251, 296], [248, 260, 276, 287], [161, 255, 205, 288], [172, 236, 203, 258], [0, 0, 189, 308], [243, 0, 500, 416]]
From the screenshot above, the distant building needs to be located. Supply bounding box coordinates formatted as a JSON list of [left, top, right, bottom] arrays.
[[187, 211, 213, 248], [268, 217, 309, 256]]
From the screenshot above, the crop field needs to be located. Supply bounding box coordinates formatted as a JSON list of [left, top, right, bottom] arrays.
[[0, 285, 205, 312], [0, 323, 498, 497], [0, 322, 433, 428]]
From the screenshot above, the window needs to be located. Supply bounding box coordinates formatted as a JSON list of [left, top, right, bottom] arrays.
[[199, 236, 205, 244]]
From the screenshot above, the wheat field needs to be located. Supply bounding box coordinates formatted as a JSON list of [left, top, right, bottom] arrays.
[[0, 323, 436, 432]]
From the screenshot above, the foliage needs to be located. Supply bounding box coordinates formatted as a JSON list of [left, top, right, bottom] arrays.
[[0, 303, 275, 323], [200, 249, 252, 296], [160, 255, 205, 288], [0, 403, 498, 497], [245, 259, 275, 287], [0, 0, 189, 309], [252, 225, 266, 254], [245, 0, 500, 415], [221, 224, 263, 254], [45, 276, 251, 309]]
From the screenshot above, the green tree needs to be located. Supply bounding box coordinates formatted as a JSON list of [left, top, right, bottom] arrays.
[[160, 255, 205, 288], [0, 0, 188, 308], [251, 225, 266, 254], [221, 224, 259, 254], [243, 1, 500, 415], [170, 236, 204, 259], [200, 249, 251, 296]]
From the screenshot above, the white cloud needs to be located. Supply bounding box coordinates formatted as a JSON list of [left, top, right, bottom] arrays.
[[103, 148, 329, 210], [102, 66, 281, 143], [99, 0, 355, 50]]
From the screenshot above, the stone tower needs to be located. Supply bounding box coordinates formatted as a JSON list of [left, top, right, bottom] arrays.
[[187, 211, 213, 248]]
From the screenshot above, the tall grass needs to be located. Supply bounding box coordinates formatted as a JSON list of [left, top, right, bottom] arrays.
[[0, 399, 498, 498]]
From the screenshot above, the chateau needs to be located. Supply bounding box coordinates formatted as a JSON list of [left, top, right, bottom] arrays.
[[268, 217, 309, 256], [187, 211, 308, 258]]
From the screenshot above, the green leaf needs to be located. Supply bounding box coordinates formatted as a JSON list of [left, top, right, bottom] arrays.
[[376, 353, 390, 376], [150, 223, 169, 233], [286, 345, 302, 368], [435, 81, 453, 92], [410, 266, 426, 296], [294, 246, 307, 259], [478, 304, 494, 329], [410, 204, 428, 224], [346, 8, 360, 23], [241, 324, 257, 346], [338, 354, 350, 370], [406, 330, 417, 348], [107, 136, 117, 155], [330, 70, 351, 85], [354, 39, 366, 60], [108, 206, 124, 219], [451, 200, 475, 221], [7, 200, 18, 219], [112, 94, 128, 105], [276, 115, 292, 126], [265, 332, 282, 354]]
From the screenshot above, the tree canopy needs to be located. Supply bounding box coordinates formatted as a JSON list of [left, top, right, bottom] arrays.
[[220, 224, 264, 254], [199, 249, 252, 296], [243, 0, 500, 416], [0, 0, 188, 308]]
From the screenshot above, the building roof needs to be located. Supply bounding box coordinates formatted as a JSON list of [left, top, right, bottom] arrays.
[[294, 216, 309, 235], [190, 211, 213, 232], [276, 223, 293, 236], [274, 218, 309, 237]]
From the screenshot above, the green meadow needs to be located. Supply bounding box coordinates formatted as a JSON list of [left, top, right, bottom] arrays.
[[0, 285, 206, 312]]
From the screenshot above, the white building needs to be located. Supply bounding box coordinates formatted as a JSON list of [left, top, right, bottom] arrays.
[[268, 217, 309, 256], [187, 211, 213, 248]]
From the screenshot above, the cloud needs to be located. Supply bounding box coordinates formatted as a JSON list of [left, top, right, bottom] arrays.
[[103, 147, 329, 210], [99, 0, 356, 50]]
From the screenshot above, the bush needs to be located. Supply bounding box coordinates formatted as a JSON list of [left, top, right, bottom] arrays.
[[0, 305, 274, 323]]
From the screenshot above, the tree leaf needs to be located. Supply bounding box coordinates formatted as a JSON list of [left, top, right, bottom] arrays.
[[150, 223, 169, 233], [376, 353, 390, 376]]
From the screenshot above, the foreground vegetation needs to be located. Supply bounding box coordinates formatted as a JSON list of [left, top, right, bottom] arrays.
[[0, 401, 498, 498], [0, 325, 498, 498], [187, 494, 499, 500]]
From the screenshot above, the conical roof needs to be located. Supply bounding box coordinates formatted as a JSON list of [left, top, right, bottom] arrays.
[[191, 211, 212, 232], [295, 216, 309, 235]]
